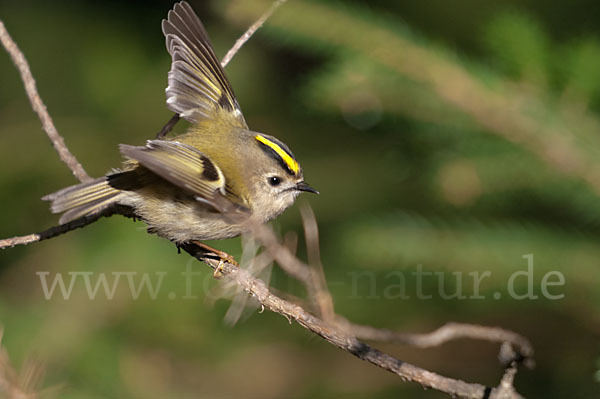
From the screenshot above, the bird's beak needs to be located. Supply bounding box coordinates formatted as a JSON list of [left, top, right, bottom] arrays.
[[296, 182, 319, 194]]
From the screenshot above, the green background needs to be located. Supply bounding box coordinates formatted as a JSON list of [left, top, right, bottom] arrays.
[[1, 0, 599, 397]]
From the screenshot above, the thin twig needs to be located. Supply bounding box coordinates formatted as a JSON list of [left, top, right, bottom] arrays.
[[221, 0, 288, 68], [0, 20, 90, 183], [155, 113, 181, 139], [248, 219, 335, 319], [300, 205, 335, 321], [249, 220, 313, 283], [0, 234, 41, 249], [183, 242, 523, 399], [336, 319, 534, 367], [0, 208, 131, 250]]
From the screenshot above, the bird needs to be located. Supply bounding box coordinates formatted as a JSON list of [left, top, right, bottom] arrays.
[[42, 1, 317, 253]]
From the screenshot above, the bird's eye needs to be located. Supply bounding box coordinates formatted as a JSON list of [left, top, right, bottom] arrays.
[[268, 176, 282, 186]]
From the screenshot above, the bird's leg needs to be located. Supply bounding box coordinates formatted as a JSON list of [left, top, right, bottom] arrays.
[[191, 240, 238, 278]]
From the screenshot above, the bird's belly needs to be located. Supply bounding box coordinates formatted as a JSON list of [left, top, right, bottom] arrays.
[[121, 191, 244, 243]]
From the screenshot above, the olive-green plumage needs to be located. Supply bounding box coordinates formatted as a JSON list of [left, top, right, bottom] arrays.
[[43, 1, 316, 243]]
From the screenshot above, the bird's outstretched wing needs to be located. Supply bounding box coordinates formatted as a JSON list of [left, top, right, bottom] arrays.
[[162, 1, 247, 129]]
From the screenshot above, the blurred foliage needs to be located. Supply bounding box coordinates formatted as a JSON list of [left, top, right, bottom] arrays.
[[484, 11, 550, 85], [1, 0, 600, 398]]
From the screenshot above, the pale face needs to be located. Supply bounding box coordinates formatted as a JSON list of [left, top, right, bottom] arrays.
[[249, 167, 305, 222]]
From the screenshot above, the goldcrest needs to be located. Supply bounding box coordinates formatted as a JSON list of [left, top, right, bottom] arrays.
[[43, 1, 317, 244]]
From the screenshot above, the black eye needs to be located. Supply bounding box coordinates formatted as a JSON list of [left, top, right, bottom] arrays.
[[268, 176, 282, 186]]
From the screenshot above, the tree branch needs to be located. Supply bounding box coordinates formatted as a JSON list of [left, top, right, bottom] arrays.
[[182, 242, 524, 399], [0, 207, 132, 250], [241, 210, 533, 368], [0, 20, 90, 183], [0, 234, 41, 249], [337, 319, 534, 366], [300, 205, 336, 321], [220, 0, 288, 68]]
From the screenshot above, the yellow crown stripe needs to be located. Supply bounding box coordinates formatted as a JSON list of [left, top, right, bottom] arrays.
[[255, 135, 299, 175]]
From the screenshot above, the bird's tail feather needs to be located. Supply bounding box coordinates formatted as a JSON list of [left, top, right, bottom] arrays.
[[43, 177, 125, 224]]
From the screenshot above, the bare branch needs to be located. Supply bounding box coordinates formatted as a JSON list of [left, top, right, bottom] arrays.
[[498, 362, 519, 393], [300, 205, 335, 321], [244, 218, 336, 320], [0, 21, 90, 183], [182, 242, 524, 399], [0, 208, 131, 250], [155, 113, 181, 139], [249, 220, 313, 283], [337, 319, 534, 367], [0, 234, 40, 249], [221, 0, 288, 68]]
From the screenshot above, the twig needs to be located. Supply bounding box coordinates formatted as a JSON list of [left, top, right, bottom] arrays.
[[155, 113, 181, 139], [242, 207, 336, 318], [182, 242, 523, 399], [494, 361, 520, 399], [247, 219, 337, 319], [0, 234, 41, 249], [249, 221, 313, 283], [300, 205, 335, 321], [336, 319, 534, 367], [0, 20, 90, 183], [220, 0, 288, 68], [0, 208, 131, 250]]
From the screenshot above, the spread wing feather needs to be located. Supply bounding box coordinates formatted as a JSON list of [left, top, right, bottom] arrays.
[[162, 1, 247, 128]]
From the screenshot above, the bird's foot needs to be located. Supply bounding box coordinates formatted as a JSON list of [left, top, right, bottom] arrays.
[[191, 241, 238, 278]]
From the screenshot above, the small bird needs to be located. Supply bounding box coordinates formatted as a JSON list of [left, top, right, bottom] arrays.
[[43, 1, 317, 249]]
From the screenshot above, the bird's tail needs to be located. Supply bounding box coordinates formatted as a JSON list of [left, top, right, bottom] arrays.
[[42, 176, 125, 225]]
